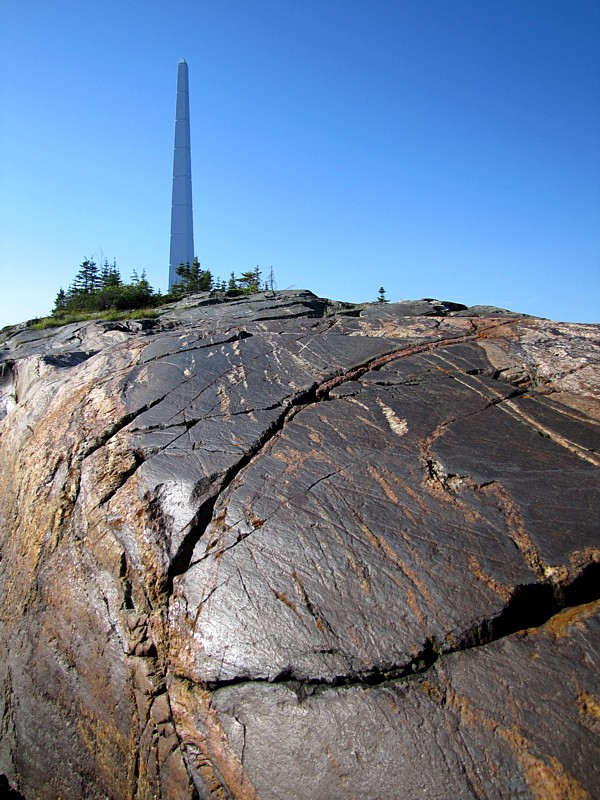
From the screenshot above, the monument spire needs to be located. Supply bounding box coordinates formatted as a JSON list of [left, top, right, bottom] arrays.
[[169, 58, 194, 289]]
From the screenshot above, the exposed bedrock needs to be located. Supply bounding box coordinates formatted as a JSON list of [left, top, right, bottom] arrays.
[[0, 291, 598, 799]]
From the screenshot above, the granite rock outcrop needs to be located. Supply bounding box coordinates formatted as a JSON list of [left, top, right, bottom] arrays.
[[0, 291, 598, 799]]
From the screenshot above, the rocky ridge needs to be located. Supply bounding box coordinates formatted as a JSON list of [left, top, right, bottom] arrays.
[[0, 290, 598, 799]]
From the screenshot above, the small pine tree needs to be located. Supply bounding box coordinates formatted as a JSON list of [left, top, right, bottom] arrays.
[[52, 288, 68, 315], [100, 258, 111, 287], [238, 266, 261, 293], [188, 258, 201, 289], [104, 259, 122, 288], [377, 287, 389, 303], [190, 258, 213, 292], [71, 258, 100, 295], [136, 269, 152, 293], [173, 258, 212, 294], [199, 268, 213, 292]]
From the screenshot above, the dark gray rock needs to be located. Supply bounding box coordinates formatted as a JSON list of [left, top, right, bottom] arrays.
[[360, 298, 466, 317], [454, 303, 532, 317], [0, 292, 598, 799]]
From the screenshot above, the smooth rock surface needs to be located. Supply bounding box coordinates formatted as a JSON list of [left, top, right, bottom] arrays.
[[0, 290, 598, 799]]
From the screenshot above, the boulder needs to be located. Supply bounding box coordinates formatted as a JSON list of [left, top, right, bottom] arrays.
[[0, 291, 598, 799]]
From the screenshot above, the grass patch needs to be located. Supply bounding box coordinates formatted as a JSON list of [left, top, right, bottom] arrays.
[[29, 308, 161, 330]]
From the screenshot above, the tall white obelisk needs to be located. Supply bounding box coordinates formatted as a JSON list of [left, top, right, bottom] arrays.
[[169, 59, 194, 289]]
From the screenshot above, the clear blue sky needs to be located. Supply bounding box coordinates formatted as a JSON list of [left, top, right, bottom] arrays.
[[1, 0, 599, 326]]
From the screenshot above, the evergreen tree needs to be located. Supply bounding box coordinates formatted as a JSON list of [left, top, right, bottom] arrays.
[[188, 258, 213, 292], [187, 259, 200, 289], [174, 258, 212, 294], [100, 258, 111, 287], [131, 268, 149, 290], [103, 259, 122, 288], [53, 288, 68, 315], [377, 286, 389, 303], [174, 262, 190, 288], [238, 266, 261, 293], [199, 268, 213, 292], [71, 259, 100, 295]]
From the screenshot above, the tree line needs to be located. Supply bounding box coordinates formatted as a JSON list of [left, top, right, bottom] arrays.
[[52, 258, 277, 317], [51, 256, 388, 319]]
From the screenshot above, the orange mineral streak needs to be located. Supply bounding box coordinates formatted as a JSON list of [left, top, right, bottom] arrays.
[[577, 690, 600, 735], [446, 686, 591, 800], [170, 680, 260, 800], [533, 599, 600, 640], [467, 553, 513, 602]]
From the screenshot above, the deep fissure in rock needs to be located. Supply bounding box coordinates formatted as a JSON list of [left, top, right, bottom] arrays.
[[195, 562, 600, 697]]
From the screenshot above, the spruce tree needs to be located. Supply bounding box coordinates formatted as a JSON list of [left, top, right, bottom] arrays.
[[103, 259, 122, 288], [52, 288, 68, 315], [100, 258, 111, 287], [174, 259, 212, 294], [195, 258, 213, 292], [175, 262, 190, 287], [71, 259, 100, 295]]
